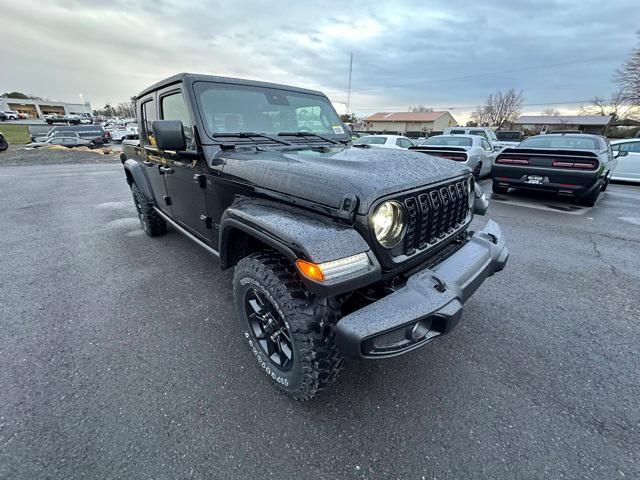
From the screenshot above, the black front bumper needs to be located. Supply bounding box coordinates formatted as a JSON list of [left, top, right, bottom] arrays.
[[334, 220, 509, 359]]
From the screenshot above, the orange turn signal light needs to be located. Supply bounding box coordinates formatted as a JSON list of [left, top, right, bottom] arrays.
[[295, 259, 324, 282]]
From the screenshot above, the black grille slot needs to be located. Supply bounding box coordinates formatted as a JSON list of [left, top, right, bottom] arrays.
[[394, 179, 470, 257]]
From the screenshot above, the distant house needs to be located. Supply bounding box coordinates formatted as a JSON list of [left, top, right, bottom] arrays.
[[364, 111, 457, 136], [514, 115, 613, 135]]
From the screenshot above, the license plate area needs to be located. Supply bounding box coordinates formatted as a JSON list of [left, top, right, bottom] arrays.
[[525, 175, 544, 185]]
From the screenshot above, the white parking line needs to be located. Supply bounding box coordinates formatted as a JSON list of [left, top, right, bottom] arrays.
[[488, 193, 593, 215]]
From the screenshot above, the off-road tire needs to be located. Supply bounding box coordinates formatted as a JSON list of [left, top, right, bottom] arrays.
[[578, 186, 600, 207], [131, 183, 166, 236], [233, 252, 343, 401], [0, 136, 8, 152], [492, 182, 509, 194]]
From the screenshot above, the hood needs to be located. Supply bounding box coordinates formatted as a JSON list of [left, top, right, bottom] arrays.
[[219, 145, 469, 214]]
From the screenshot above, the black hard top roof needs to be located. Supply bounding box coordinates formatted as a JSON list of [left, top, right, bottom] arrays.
[[136, 73, 325, 99]]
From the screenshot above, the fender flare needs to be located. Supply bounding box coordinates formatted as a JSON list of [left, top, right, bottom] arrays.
[[122, 158, 156, 203], [219, 197, 372, 268]]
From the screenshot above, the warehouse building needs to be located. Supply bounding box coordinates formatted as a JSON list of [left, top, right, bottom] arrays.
[[363, 111, 458, 136], [0, 97, 92, 119]]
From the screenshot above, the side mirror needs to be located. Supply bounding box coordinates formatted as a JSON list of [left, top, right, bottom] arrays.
[[614, 150, 628, 158], [152, 120, 186, 151]]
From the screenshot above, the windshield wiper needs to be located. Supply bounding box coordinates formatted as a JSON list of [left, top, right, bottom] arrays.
[[210, 132, 292, 146], [277, 131, 347, 145]]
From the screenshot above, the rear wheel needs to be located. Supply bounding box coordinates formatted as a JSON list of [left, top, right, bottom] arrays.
[[578, 186, 600, 207], [492, 182, 509, 194], [131, 183, 166, 236], [233, 252, 342, 401], [473, 162, 482, 179]]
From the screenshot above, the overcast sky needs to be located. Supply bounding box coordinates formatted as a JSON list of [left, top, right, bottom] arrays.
[[1, 0, 638, 121]]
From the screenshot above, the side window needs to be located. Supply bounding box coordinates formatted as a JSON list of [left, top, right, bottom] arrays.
[[396, 138, 413, 148], [161, 91, 193, 148], [450, 129, 466, 135], [51, 138, 64, 145], [141, 99, 157, 147], [619, 142, 640, 153], [481, 138, 492, 151], [470, 130, 489, 141]]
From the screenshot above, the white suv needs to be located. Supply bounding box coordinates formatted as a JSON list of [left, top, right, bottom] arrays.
[[2, 111, 20, 120], [443, 127, 517, 149]]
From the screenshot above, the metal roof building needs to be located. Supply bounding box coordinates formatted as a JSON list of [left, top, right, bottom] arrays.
[[514, 115, 613, 134], [363, 111, 457, 136]]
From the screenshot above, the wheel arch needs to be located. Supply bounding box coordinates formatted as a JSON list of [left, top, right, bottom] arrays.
[[122, 158, 155, 203]]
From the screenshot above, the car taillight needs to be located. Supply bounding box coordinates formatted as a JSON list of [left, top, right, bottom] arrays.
[[438, 154, 466, 161], [496, 157, 529, 165], [552, 160, 596, 169]]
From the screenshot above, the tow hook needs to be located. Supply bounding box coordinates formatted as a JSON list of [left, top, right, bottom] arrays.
[[431, 274, 447, 293]]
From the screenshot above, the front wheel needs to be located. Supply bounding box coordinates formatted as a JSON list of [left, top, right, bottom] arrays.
[[131, 183, 166, 236], [233, 252, 342, 400]]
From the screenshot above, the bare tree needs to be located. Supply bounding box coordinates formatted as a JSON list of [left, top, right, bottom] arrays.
[[541, 108, 561, 116], [615, 31, 640, 105], [579, 92, 639, 121], [410, 105, 434, 112], [471, 89, 524, 127]]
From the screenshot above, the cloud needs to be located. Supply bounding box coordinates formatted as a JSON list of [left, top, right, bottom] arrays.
[[1, 0, 637, 121]]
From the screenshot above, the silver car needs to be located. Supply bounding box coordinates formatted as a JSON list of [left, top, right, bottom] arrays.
[[411, 134, 495, 178], [27, 135, 95, 149], [611, 139, 640, 183]]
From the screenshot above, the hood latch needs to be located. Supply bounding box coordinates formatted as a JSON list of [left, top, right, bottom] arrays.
[[337, 193, 359, 222]]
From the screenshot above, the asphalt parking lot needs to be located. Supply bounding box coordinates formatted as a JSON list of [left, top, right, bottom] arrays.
[[1, 161, 639, 479]]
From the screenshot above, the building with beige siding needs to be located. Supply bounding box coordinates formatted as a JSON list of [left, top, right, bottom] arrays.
[[363, 111, 457, 136]]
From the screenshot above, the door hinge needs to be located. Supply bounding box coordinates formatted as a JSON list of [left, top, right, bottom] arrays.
[[193, 173, 207, 188], [200, 215, 213, 229], [163, 195, 172, 206]]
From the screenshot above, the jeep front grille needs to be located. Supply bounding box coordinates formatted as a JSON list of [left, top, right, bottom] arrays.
[[398, 178, 471, 257]]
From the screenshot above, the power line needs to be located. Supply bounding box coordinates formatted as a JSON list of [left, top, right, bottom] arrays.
[[350, 98, 621, 112]]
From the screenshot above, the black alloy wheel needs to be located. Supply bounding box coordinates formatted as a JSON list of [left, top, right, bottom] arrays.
[[244, 288, 294, 370]]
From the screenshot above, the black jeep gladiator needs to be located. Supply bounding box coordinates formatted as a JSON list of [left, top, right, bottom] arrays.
[[120, 73, 509, 400]]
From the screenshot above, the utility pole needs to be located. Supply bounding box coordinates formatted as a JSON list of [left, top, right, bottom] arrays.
[[346, 52, 353, 116]]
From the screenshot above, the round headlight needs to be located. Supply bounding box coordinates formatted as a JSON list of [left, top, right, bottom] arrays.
[[372, 201, 406, 248]]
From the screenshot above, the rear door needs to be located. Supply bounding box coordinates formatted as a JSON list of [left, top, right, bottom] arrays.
[[157, 88, 211, 240], [139, 96, 170, 211]]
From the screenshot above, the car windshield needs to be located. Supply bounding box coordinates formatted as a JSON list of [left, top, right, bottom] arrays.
[[520, 135, 599, 150], [422, 136, 472, 147], [354, 136, 387, 145], [194, 82, 347, 139]]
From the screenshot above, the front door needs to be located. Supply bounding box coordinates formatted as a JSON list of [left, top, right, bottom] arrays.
[[139, 96, 169, 211], [157, 89, 211, 240]]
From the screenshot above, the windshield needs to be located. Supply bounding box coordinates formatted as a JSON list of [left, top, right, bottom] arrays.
[[354, 136, 387, 145], [520, 135, 600, 150], [194, 82, 346, 139], [422, 136, 472, 147]]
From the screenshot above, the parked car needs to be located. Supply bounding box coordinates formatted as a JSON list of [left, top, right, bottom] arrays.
[[2, 111, 20, 120], [110, 126, 138, 142], [45, 114, 81, 125], [492, 134, 625, 206], [353, 134, 414, 149], [410, 134, 494, 178], [36, 125, 109, 145], [120, 73, 508, 400], [610, 139, 640, 183], [443, 126, 510, 149], [0, 131, 8, 151], [495, 130, 525, 144], [27, 135, 95, 149]]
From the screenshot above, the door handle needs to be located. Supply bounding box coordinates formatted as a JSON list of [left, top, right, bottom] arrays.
[[159, 166, 174, 174], [142, 160, 153, 166]]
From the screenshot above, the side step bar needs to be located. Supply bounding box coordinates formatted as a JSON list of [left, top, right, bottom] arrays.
[[153, 207, 220, 258]]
